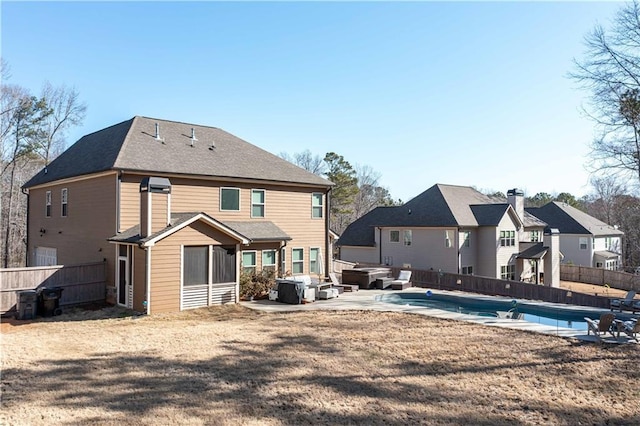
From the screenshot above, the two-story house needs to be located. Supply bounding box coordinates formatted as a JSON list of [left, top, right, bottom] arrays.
[[337, 184, 561, 286], [22, 116, 333, 314], [526, 202, 623, 270]]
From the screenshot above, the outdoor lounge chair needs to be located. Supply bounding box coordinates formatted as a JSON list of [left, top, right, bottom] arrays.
[[390, 270, 412, 290], [619, 319, 640, 340], [610, 291, 637, 312], [585, 313, 617, 340]]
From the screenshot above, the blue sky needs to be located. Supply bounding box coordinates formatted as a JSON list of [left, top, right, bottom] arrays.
[[1, 1, 624, 202]]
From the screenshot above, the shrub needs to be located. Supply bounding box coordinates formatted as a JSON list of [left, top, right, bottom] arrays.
[[240, 269, 276, 299]]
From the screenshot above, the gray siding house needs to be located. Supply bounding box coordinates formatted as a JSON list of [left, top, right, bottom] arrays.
[[338, 185, 560, 286], [526, 202, 623, 270]]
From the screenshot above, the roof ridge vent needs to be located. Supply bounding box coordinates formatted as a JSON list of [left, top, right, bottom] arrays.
[[155, 123, 165, 144], [190, 128, 198, 147]]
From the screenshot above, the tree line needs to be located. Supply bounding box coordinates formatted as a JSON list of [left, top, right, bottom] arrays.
[[1, 59, 86, 267]]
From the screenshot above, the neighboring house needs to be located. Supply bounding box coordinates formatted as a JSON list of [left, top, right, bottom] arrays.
[[337, 184, 561, 286], [22, 116, 333, 314], [526, 202, 623, 270]]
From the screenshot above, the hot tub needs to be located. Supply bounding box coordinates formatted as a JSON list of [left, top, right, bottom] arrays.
[[341, 267, 392, 289]]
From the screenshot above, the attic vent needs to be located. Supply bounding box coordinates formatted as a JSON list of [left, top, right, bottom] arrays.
[[155, 123, 165, 143], [190, 128, 198, 147]]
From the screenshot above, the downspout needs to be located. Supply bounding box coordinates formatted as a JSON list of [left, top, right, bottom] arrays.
[[21, 188, 29, 266], [145, 246, 151, 315], [325, 187, 331, 277], [378, 227, 382, 265]]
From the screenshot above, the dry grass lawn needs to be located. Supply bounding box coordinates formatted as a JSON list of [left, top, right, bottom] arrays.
[[1, 304, 640, 425]]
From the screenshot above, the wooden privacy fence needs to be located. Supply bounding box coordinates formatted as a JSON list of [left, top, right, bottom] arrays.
[[387, 267, 611, 309], [561, 265, 640, 291], [0, 262, 106, 315]]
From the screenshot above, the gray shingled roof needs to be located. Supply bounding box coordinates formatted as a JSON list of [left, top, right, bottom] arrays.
[[108, 212, 206, 245], [338, 184, 523, 247], [24, 116, 332, 188], [221, 221, 291, 242], [526, 202, 623, 236], [516, 243, 548, 260]]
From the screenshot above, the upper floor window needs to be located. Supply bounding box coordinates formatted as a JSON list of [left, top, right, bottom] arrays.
[[500, 230, 515, 247], [242, 251, 257, 274], [445, 230, 452, 248], [403, 230, 412, 246], [530, 230, 540, 242], [312, 193, 323, 218], [251, 189, 265, 218], [462, 231, 470, 247], [579, 237, 588, 250], [389, 230, 400, 243], [61, 188, 68, 217], [605, 237, 612, 250], [220, 187, 240, 211], [45, 191, 52, 217], [262, 249, 276, 272]]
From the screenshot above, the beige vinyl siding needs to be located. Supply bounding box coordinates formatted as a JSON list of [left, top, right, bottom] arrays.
[[149, 221, 239, 314], [121, 174, 327, 276], [28, 173, 118, 285], [133, 246, 146, 312], [151, 192, 169, 232]]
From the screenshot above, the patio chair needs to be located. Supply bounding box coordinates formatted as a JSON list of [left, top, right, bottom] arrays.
[[610, 291, 637, 312], [390, 270, 412, 290], [620, 319, 640, 340], [585, 313, 617, 340]]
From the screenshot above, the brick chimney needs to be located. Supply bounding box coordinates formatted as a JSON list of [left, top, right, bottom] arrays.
[[543, 228, 560, 288], [507, 188, 524, 223], [140, 177, 172, 238]]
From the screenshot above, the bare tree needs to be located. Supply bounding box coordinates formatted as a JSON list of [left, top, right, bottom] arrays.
[[571, 1, 640, 185], [39, 82, 87, 163], [279, 149, 326, 175], [589, 175, 628, 224]]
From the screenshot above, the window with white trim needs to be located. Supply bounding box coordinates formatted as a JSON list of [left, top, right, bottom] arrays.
[[579, 237, 588, 250], [530, 230, 540, 242], [312, 193, 323, 218], [220, 187, 240, 211], [292, 248, 304, 274], [309, 247, 320, 274], [251, 189, 265, 218], [462, 266, 473, 275], [242, 251, 257, 274], [45, 191, 51, 217], [500, 230, 515, 247], [403, 230, 412, 246], [61, 188, 68, 217], [463, 231, 470, 247], [605, 237, 612, 250], [389, 230, 400, 243], [500, 265, 515, 280], [262, 249, 276, 272], [280, 247, 286, 276]]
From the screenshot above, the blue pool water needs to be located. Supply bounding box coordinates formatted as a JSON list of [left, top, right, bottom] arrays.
[[377, 292, 615, 331]]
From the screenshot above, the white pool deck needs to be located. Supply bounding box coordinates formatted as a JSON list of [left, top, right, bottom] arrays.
[[241, 287, 639, 344]]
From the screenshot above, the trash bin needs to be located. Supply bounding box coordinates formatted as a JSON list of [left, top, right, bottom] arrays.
[[37, 287, 64, 317], [16, 290, 38, 320]]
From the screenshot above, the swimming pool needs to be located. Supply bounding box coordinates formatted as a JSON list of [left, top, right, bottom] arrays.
[[377, 291, 624, 331]]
